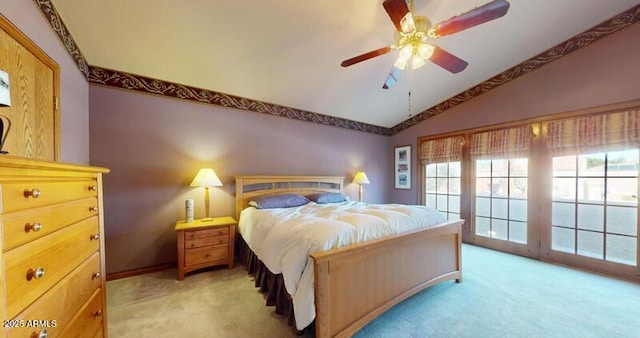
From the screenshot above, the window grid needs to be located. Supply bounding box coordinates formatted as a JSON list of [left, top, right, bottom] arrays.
[[551, 151, 638, 266], [475, 158, 528, 244], [424, 162, 461, 221]]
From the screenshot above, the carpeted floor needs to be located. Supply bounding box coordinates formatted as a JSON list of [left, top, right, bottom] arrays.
[[107, 244, 640, 337]]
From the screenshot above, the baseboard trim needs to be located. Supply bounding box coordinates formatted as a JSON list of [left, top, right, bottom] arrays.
[[106, 262, 175, 281]]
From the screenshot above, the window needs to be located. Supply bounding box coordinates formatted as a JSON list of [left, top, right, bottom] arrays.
[[475, 158, 528, 243], [551, 150, 638, 266], [425, 162, 461, 220]]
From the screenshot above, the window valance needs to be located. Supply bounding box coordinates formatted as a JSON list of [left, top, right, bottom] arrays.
[[546, 108, 640, 155], [420, 136, 464, 164], [470, 125, 534, 159]]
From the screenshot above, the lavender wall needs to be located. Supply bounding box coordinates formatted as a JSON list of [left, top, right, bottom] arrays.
[[0, 3, 90, 164], [89, 86, 391, 274], [390, 24, 640, 205]]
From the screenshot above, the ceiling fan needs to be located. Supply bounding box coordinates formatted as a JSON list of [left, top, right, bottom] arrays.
[[341, 0, 510, 89]]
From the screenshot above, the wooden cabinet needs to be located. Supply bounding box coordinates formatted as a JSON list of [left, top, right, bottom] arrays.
[[175, 217, 237, 280], [0, 156, 109, 338]]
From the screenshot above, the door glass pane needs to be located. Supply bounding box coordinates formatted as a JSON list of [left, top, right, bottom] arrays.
[[509, 221, 527, 244], [449, 196, 460, 213], [492, 219, 508, 240], [426, 178, 436, 193], [578, 153, 606, 177], [492, 198, 508, 219], [510, 158, 528, 176], [607, 149, 639, 177], [476, 160, 491, 177], [449, 162, 461, 177], [476, 217, 491, 237], [552, 227, 575, 254], [578, 177, 605, 202], [437, 163, 448, 177], [449, 178, 461, 194], [577, 204, 604, 232], [426, 164, 437, 177], [436, 178, 448, 193], [492, 160, 508, 177], [577, 230, 603, 259], [425, 194, 436, 209], [436, 195, 448, 212], [606, 234, 637, 266], [509, 199, 527, 222], [553, 156, 576, 176], [509, 178, 528, 198], [424, 161, 461, 221], [553, 177, 576, 201], [606, 178, 638, 205], [552, 202, 575, 228], [476, 197, 490, 217], [607, 206, 637, 236], [476, 177, 491, 196]]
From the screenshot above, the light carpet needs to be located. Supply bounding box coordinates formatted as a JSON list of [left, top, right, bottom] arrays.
[[107, 244, 640, 337]]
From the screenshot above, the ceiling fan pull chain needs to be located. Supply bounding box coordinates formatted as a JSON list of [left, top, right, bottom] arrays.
[[408, 90, 413, 117]]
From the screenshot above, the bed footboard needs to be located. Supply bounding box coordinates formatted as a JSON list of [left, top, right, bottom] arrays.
[[311, 220, 463, 338]]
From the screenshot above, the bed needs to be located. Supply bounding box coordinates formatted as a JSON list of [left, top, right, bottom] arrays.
[[235, 175, 463, 338]]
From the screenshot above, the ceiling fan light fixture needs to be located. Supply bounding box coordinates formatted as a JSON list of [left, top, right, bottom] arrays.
[[400, 13, 416, 33], [417, 44, 435, 59], [411, 54, 425, 69]]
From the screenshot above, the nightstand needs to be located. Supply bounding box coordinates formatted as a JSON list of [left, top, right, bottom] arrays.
[[175, 217, 237, 281]]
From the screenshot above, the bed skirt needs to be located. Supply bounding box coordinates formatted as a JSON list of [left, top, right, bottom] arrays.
[[237, 236, 310, 334]]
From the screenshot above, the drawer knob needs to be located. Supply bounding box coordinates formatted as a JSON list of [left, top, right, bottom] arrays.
[[94, 310, 103, 318], [88, 185, 98, 191], [93, 272, 101, 280], [31, 329, 48, 338], [27, 267, 45, 281], [91, 233, 100, 241], [25, 222, 43, 233], [24, 188, 41, 199], [89, 206, 99, 212]]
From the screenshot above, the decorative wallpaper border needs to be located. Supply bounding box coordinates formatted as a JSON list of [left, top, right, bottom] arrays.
[[35, 1, 639, 136], [87, 66, 392, 135], [390, 4, 640, 134], [32, 0, 90, 78]]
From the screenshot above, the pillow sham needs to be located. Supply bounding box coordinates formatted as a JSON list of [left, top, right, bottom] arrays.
[[306, 192, 347, 204], [249, 193, 310, 209]]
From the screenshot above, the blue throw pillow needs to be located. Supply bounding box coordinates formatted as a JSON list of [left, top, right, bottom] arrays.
[[307, 192, 346, 204], [249, 194, 310, 209]]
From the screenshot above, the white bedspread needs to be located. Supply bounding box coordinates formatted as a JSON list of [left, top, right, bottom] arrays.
[[238, 201, 447, 330]]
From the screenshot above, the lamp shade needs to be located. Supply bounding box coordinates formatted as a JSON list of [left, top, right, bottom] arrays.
[[353, 172, 370, 185], [190, 168, 223, 187], [0, 70, 10, 107]]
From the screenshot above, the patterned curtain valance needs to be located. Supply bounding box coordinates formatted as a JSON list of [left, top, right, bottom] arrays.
[[546, 109, 640, 155], [470, 125, 534, 159], [420, 136, 465, 164]]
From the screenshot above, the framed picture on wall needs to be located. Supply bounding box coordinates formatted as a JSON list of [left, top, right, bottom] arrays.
[[394, 145, 411, 189]]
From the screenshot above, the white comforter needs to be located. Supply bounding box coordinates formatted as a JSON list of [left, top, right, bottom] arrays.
[[238, 201, 447, 330]]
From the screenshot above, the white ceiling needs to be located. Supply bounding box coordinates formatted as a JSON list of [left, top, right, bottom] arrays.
[[51, 0, 640, 128]]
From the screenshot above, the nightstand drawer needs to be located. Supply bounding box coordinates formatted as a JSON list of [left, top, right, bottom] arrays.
[[2, 197, 99, 251], [185, 233, 228, 249], [1, 180, 98, 213], [186, 227, 228, 240], [4, 216, 100, 318], [185, 244, 228, 266]]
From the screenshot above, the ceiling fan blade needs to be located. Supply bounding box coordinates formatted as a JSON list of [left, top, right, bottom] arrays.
[[429, 46, 468, 73], [383, 0, 411, 32], [382, 66, 402, 89], [341, 46, 392, 67], [429, 0, 510, 37]]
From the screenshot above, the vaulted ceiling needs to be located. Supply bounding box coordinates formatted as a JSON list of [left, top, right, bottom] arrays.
[[48, 0, 640, 133]]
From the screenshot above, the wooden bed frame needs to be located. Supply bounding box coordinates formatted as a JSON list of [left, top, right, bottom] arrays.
[[235, 175, 463, 338]]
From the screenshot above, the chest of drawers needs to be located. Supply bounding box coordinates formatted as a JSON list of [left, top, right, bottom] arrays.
[[0, 157, 109, 338], [175, 217, 237, 280]]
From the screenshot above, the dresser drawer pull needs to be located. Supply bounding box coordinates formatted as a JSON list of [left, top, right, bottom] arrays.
[[31, 329, 48, 338], [90, 233, 100, 241], [25, 222, 43, 233], [88, 185, 98, 191], [27, 267, 46, 281], [93, 272, 102, 280], [24, 188, 41, 198], [89, 206, 99, 212], [94, 310, 103, 318]]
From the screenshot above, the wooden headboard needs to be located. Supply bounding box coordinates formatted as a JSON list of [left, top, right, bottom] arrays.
[[234, 175, 344, 220]]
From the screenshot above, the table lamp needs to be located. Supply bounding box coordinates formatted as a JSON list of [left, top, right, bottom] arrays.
[[0, 70, 11, 155], [353, 171, 370, 202], [190, 168, 222, 220]]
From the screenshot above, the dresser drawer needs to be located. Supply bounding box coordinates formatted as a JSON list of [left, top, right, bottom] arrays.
[[185, 244, 228, 266], [4, 216, 100, 318], [7, 252, 102, 338], [1, 179, 98, 213], [185, 227, 228, 240], [2, 197, 99, 251], [185, 233, 228, 249], [59, 289, 104, 338]]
